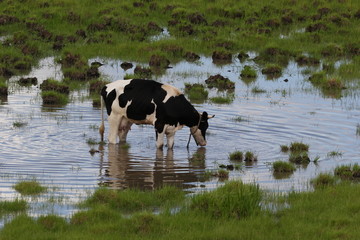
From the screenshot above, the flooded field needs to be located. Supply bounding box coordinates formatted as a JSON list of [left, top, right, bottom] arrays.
[[1, 55, 360, 219]]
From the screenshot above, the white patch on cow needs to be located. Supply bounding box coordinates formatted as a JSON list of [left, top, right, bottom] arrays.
[[161, 84, 182, 103], [190, 127, 207, 146], [156, 123, 184, 148]]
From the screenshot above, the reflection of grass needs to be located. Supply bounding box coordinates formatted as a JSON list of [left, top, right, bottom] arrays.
[[356, 124, 360, 136]]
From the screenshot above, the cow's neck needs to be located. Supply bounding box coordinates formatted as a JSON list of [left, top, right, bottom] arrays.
[[185, 110, 201, 128]]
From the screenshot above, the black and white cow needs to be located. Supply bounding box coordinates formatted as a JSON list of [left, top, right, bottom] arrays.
[[99, 79, 214, 149]]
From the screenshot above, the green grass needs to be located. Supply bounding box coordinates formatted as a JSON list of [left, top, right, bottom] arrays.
[[12, 121, 27, 128], [289, 142, 309, 152], [184, 83, 208, 102], [3, 180, 360, 239], [41, 91, 68, 105], [0, 199, 28, 216], [240, 65, 257, 78], [272, 161, 296, 173], [334, 164, 360, 180], [190, 181, 262, 219], [244, 151, 257, 162], [81, 185, 185, 213], [310, 173, 337, 189], [229, 150, 243, 161], [210, 94, 234, 104], [13, 180, 47, 195]]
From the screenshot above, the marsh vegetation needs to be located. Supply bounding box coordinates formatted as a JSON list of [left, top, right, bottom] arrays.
[[1, 0, 360, 238]]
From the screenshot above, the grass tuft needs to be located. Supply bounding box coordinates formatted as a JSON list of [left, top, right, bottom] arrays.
[[190, 181, 261, 219], [13, 180, 47, 195], [229, 151, 243, 162]]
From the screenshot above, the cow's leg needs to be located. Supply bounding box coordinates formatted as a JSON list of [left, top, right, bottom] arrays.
[[108, 113, 122, 144], [155, 130, 165, 149], [166, 131, 175, 149], [118, 117, 132, 142]]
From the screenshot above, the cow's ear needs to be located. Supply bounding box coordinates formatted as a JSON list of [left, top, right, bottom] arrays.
[[202, 111, 208, 119], [208, 114, 215, 119]]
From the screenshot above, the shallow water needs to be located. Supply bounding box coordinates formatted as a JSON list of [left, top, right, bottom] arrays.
[[0, 56, 359, 219]]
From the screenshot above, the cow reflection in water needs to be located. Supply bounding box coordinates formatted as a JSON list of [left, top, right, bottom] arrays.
[[98, 144, 207, 190]]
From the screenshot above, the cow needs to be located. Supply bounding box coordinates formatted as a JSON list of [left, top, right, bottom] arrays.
[[99, 79, 214, 149]]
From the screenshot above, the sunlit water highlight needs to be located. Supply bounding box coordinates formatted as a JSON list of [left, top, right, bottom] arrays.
[[0, 56, 359, 223]]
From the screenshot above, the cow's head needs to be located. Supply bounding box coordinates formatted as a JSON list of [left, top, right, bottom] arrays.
[[190, 111, 214, 146]]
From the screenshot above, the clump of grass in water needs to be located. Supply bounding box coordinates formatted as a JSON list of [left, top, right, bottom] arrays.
[[210, 94, 234, 104], [14, 180, 47, 195], [334, 164, 360, 180], [41, 91, 68, 105], [13, 121, 27, 128], [184, 83, 208, 102], [244, 151, 257, 162], [190, 181, 262, 219], [327, 151, 342, 157], [281, 142, 310, 164], [356, 123, 360, 136], [272, 161, 296, 173], [229, 150, 243, 161], [240, 65, 257, 78], [289, 142, 309, 152]]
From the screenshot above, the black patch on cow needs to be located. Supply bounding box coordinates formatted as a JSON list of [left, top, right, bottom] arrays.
[[101, 86, 116, 116], [118, 79, 163, 121], [119, 79, 201, 134]]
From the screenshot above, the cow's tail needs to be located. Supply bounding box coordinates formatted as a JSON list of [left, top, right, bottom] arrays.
[[99, 95, 105, 142]]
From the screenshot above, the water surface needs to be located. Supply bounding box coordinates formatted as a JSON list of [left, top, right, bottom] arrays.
[[0, 56, 359, 219]]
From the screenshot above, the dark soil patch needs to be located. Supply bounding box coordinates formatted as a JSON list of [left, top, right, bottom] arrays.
[[147, 22, 162, 32], [184, 52, 200, 62], [295, 55, 320, 65], [261, 65, 282, 75], [120, 62, 133, 70], [212, 51, 232, 64], [134, 66, 152, 78], [306, 22, 328, 32], [18, 77, 37, 86], [60, 52, 87, 68], [0, 15, 19, 25], [237, 51, 249, 61], [205, 74, 235, 90], [40, 79, 70, 94], [0, 86, 8, 96], [187, 12, 207, 25], [89, 80, 109, 94], [149, 55, 170, 68], [86, 66, 101, 79]]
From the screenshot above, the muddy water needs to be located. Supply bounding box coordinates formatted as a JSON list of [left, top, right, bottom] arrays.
[[0, 56, 360, 218]]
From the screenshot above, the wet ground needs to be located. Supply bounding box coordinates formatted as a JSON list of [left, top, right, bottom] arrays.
[[0, 55, 359, 219]]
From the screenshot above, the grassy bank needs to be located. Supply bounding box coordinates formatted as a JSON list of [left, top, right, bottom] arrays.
[[1, 179, 360, 239], [1, 0, 359, 64]]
